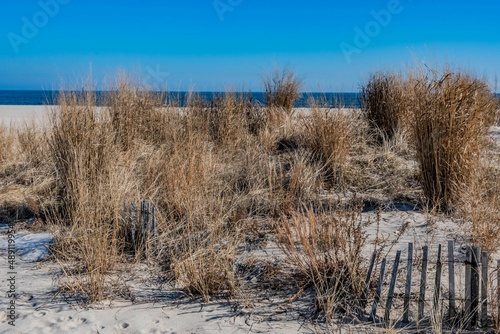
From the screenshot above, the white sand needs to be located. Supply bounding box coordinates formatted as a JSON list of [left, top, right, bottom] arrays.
[[0, 208, 469, 333], [0, 247, 317, 334], [0, 106, 359, 128], [0, 105, 52, 127]]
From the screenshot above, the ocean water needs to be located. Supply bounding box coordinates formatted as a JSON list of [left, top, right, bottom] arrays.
[[0, 90, 361, 108]]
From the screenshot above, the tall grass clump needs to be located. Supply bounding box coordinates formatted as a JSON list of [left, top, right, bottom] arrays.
[[409, 68, 497, 212], [275, 199, 367, 319], [48, 90, 134, 302], [302, 101, 357, 186], [136, 90, 257, 300], [263, 67, 302, 114], [361, 72, 407, 142], [171, 221, 239, 301], [186, 91, 264, 148], [107, 79, 168, 150]]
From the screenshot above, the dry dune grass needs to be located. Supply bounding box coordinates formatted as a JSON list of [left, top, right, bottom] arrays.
[[408, 68, 497, 213], [264, 67, 302, 114], [361, 72, 409, 142], [275, 198, 367, 319], [1, 66, 500, 327], [302, 104, 358, 186], [0, 124, 15, 165]]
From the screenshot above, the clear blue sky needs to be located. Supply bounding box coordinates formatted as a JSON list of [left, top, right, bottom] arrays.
[[1, 0, 499, 92]]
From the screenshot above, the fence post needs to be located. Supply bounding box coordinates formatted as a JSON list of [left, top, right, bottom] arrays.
[[497, 260, 500, 325], [151, 206, 157, 248], [122, 201, 128, 242], [418, 246, 428, 322], [465, 247, 472, 328], [145, 200, 151, 252], [448, 240, 456, 321], [361, 252, 376, 309], [481, 251, 488, 328], [403, 243, 413, 323], [140, 200, 145, 247], [385, 250, 401, 326], [130, 203, 136, 250], [371, 258, 386, 321], [470, 246, 481, 328], [433, 244, 442, 313]]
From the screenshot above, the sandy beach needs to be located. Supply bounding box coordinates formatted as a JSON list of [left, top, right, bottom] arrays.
[[2, 0, 499, 331], [0, 105, 52, 127], [0, 198, 473, 334], [1, 103, 499, 333]]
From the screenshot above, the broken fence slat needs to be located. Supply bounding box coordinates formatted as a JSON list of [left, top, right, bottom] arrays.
[[433, 244, 442, 313], [403, 243, 413, 323], [448, 240, 456, 321], [384, 250, 401, 326], [481, 251, 488, 328], [371, 257, 386, 321], [418, 245, 428, 322], [361, 252, 376, 309], [470, 246, 481, 329]]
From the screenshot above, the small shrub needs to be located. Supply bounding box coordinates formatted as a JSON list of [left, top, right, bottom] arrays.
[[361, 72, 407, 142], [275, 199, 367, 318], [172, 225, 238, 301], [267, 150, 324, 214], [263, 67, 301, 114], [107, 79, 167, 150], [302, 103, 356, 186]]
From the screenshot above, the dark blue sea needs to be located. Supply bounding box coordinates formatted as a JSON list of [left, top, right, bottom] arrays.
[[0, 90, 361, 108]]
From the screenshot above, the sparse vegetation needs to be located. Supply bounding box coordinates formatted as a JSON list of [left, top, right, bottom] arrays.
[[302, 102, 358, 186], [275, 199, 367, 318], [1, 65, 500, 331], [361, 72, 408, 142], [408, 68, 497, 212], [263, 67, 302, 114]]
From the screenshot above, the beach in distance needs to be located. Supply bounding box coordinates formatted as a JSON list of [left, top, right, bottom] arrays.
[[2, 0, 500, 332], [1, 72, 500, 333]]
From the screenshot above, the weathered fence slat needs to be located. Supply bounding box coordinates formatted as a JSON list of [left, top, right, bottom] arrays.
[[433, 244, 442, 313], [122, 201, 127, 239], [470, 246, 481, 328], [418, 246, 428, 322], [144, 200, 151, 250], [465, 247, 472, 328], [130, 203, 136, 248], [385, 250, 401, 325], [497, 260, 500, 324], [448, 240, 456, 321], [151, 206, 157, 240], [361, 252, 376, 309], [122, 200, 158, 255], [481, 251, 488, 327], [358, 243, 496, 330], [371, 257, 386, 321], [403, 243, 413, 323]]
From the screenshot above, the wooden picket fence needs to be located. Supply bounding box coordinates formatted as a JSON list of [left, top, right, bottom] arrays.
[[361, 241, 500, 330], [122, 200, 157, 255]]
